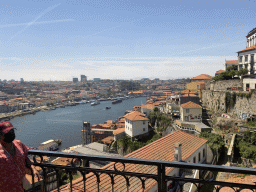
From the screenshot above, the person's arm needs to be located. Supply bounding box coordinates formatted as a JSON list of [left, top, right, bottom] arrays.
[[25, 156, 41, 181]]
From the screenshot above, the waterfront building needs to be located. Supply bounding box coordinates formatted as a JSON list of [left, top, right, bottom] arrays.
[[73, 78, 78, 83], [124, 111, 149, 139], [237, 27, 256, 74], [93, 78, 101, 81], [81, 75, 87, 82]]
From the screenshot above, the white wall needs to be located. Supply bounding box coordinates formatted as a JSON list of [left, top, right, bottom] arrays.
[[243, 78, 256, 91], [125, 118, 148, 137]]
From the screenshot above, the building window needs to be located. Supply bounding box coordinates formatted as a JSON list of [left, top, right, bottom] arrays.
[[186, 109, 189, 113], [193, 157, 196, 163], [198, 152, 201, 162], [197, 85, 199, 89], [203, 149, 205, 158], [239, 56, 242, 63], [143, 128, 145, 131], [245, 55, 248, 62], [143, 121, 145, 124]]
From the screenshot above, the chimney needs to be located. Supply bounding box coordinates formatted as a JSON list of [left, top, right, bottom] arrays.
[[174, 143, 182, 162]]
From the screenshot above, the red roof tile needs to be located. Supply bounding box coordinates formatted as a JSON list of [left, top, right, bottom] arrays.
[[54, 131, 207, 192], [216, 70, 225, 74], [191, 74, 212, 80], [180, 101, 202, 108], [237, 45, 256, 53], [225, 60, 238, 64], [124, 111, 149, 121], [113, 128, 125, 135]]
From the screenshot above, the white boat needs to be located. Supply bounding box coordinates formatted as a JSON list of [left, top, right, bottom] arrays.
[[91, 100, 100, 106], [38, 139, 60, 151]]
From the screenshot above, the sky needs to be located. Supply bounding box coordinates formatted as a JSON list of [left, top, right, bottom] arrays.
[[1, 0, 256, 81]]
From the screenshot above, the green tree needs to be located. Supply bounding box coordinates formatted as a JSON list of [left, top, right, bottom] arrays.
[[199, 132, 225, 155]]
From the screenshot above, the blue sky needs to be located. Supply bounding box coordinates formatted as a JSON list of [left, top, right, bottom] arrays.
[[1, 0, 256, 81]]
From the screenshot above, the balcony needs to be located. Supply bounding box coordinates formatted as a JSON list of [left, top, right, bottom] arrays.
[[27, 150, 256, 192]]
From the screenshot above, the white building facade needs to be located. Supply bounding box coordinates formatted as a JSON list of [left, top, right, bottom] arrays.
[[237, 28, 256, 75], [124, 111, 149, 138]]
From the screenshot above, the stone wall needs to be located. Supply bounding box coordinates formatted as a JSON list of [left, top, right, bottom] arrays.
[[206, 79, 242, 91], [201, 90, 226, 112], [202, 89, 256, 118]]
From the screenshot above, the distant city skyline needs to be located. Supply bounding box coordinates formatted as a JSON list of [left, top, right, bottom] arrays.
[[1, 0, 255, 81]]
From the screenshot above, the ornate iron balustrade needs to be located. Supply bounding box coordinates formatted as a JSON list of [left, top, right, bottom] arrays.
[[28, 150, 256, 192]]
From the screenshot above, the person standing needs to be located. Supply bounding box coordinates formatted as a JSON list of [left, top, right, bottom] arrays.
[[0, 121, 40, 192]]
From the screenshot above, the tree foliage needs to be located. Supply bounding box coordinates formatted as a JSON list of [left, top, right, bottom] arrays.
[[148, 108, 171, 132], [199, 132, 225, 155], [213, 68, 248, 81], [235, 131, 256, 161], [117, 131, 161, 154]]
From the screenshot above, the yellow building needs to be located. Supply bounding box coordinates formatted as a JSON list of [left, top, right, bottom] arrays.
[[186, 81, 205, 98]]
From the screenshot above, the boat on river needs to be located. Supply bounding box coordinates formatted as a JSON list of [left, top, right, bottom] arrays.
[[38, 139, 62, 151], [112, 99, 122, 104], [91, 100, 100, 106], [106, 106, 111, 109]]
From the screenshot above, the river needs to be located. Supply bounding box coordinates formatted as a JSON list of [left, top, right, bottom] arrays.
[[10, 97, 147, 149]]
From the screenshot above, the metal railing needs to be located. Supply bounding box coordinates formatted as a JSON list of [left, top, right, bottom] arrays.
[[27, 150, 256, 192]]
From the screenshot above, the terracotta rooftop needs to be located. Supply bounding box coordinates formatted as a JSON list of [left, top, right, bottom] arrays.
[[181, 101, 202, 108], [113, 128, 125, 135], [225, 60, 238, 64], [181, 89, 197, 94], [101, 136, 114, 144], [141, 104, 155, 110], [54, 131, 207, 192], [237, 45, 256, 53], [181, 93, 197, 97], [191, 74, 212, 80], [216, 70, 225, 74], [124, 111, 149, 121]]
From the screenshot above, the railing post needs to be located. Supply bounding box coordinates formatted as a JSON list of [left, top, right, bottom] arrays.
[[158, 164, 166, 192]]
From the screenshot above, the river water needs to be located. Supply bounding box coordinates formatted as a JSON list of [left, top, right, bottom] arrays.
[[10, 97, 146, 149]]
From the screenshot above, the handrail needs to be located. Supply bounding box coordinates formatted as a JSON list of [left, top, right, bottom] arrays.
[[27, 150, 256, 192]]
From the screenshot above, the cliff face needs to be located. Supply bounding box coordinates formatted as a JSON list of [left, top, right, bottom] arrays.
[[201, 90, 226, 112], [202, 89, 256, 119]]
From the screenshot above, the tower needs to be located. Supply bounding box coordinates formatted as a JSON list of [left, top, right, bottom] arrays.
[[82, 122, 91, 145]]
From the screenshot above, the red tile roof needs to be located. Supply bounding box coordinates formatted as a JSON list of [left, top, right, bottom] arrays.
[[225, 60, 238, 64], [181, 89, 197, 94], [124, 111, 149, 121], [181, 93, 197, 97], [181, 101, 202, 108], [237, 45, 256, 53], [113, 128, 125, 135], [101, 136, 114, 144], [54, 131, 207, 192], [191, 74, 212, 80], [141, 104, 155, 110], [216, 70, 225, 74]]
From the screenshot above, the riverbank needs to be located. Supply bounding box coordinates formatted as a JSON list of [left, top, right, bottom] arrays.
[[0, 102, 82, 121], [10, 97, 147, 149]]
